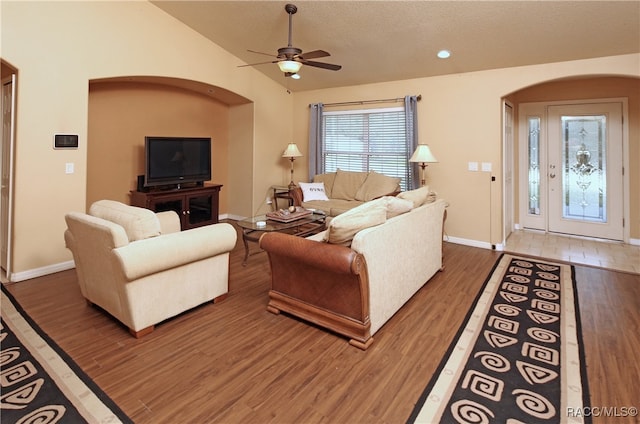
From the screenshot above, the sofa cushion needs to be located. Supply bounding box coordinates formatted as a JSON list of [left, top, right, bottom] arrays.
[[355, 171, 401, 201], [299, 182, 330, 201], [324, 199, 387, 246], [301, 199, 365, 216], [331, 169, 369, 201], [313, 172, 336, 198], [89, 200, 161, 242], [397, 186, 435, 208], [330, 204, 360, 217]]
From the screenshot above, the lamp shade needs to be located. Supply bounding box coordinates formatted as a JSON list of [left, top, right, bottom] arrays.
[[409, 144, 438, 163], [282, 143, 303, 158], [278, 60, 302, 73]]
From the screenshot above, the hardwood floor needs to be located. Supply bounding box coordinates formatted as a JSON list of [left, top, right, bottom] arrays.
[[3, 223, 639, 423]]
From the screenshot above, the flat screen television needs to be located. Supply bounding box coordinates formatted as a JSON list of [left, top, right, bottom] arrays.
[[144, 136, 211, 188]]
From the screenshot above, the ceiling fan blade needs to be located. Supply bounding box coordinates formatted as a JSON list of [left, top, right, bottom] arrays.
[[247, 49, 277, 58], [301, 60, 342, 71], [238, 60, 278, 68], [298, 50, 330, 60]]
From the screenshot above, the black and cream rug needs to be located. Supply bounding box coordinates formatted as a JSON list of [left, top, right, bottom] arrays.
[[408, 254, 591, 423], [1, 285, 132, 423]]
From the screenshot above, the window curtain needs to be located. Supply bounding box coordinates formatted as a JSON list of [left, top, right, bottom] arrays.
[[404, 95, 420, 190], [308, 103, 324, 180]]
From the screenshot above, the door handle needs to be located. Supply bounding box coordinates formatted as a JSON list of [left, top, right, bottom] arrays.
[[550, 173, 556, 179]]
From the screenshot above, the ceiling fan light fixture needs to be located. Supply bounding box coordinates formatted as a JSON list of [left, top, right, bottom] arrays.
[[291, 73, 301, 80], [437, 49, 451, 59], [278, 60, 302, 73]]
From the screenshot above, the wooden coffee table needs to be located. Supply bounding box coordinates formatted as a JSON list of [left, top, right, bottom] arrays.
[[237, 211, 326, 265]]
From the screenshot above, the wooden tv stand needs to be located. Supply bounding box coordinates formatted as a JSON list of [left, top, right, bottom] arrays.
[[130, 184, 222, 230]]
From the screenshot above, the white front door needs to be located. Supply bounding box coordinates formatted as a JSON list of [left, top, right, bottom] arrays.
[[518, 101, 624, 241], [547, 103, 623, 240]]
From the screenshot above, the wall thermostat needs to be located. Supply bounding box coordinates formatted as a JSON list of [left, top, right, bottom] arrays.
[[54, 134, 79, 149]]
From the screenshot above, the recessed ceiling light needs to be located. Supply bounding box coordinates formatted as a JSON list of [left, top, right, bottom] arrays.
[[437, 50, 451, 59]]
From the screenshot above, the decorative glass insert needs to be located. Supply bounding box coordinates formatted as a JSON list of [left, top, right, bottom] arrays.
[[561, 115, 606, 222], [527, 117, 541, 215]]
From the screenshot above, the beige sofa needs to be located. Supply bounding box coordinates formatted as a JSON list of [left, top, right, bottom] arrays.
[[290, 169, 401, 217], [260, 189, 446, 349], [64, 200, 237, 337]]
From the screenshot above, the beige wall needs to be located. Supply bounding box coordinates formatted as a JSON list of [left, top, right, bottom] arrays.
[[2, 1, 639, 280], [87, 81, 231, 213], [292, 55, 640, 247], [2, 1, 292, 280]]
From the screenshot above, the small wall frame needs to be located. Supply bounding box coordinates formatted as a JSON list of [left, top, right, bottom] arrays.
[[54, 134, 78, 149]]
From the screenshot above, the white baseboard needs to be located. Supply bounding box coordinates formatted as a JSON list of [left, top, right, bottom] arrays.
[[9, 260, 75, 283], [630, 238, 640, 246], [445, 236, 494, 250]]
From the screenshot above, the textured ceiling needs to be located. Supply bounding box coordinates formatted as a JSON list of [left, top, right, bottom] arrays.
[[151, 1, 640, 92]]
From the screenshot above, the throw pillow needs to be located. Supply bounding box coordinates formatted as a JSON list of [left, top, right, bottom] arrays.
[[383, 196, 414, 218], [313, 172, 336, 198], [324, 199, 387, 246], [397, 185, 432, 208], [299, 182, 329, 201], [330, 169, 369, 201], [355, 171, 401, 201]]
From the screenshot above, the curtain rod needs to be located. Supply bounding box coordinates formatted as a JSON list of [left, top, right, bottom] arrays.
[[312, 94, 421, 108]]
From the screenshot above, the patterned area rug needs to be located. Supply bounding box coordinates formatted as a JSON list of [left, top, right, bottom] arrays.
[[1, 285, 132, 423], [408, 254, 591, 423]]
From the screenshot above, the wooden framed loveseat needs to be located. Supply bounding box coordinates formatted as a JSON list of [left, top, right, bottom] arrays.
[[260, 189, 446, 350]]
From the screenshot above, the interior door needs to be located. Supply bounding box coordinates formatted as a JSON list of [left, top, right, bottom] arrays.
[[547, 103, 623, 240], [503, 101, 514, 242], [1, 75, 16, 274]]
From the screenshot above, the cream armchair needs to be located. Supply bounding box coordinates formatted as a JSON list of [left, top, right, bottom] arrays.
[[64, 200, 237, 337]]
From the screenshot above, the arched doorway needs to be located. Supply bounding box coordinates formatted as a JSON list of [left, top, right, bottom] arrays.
[[502, 76, 639, 272]]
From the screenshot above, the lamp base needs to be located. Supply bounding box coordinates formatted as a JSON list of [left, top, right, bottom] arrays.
[[419, 163, 428, 187], [288, 160, 297, 190]]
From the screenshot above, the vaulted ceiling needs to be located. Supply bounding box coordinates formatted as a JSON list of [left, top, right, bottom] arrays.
[[151, 1, 640, 92]]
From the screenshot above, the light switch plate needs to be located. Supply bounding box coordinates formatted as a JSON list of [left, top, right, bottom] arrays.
[[468, 162, 479, 171], [482, 162, 492, 172]]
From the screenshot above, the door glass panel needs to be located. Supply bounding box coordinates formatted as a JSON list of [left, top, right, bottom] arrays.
[[561, 115, 606, 223], [154, 199, 182, 216], [527, 117, 541, 215], [188, 194, 212, 225]]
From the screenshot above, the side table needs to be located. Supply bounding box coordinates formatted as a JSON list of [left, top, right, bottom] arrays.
[[271, 185, 293, 211]]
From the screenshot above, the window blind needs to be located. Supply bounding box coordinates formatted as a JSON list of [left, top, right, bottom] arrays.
[[322, 107, 412, 190]]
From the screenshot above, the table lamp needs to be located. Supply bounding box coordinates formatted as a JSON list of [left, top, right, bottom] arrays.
[[409, 144, 438, 187], [282, 143, 303, 190]]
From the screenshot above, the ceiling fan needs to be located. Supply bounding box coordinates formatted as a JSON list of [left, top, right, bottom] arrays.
[[239, 3, 341, 78]]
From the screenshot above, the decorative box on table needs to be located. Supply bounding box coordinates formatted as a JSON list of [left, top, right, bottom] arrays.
[[266, 207, 312, 223]]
